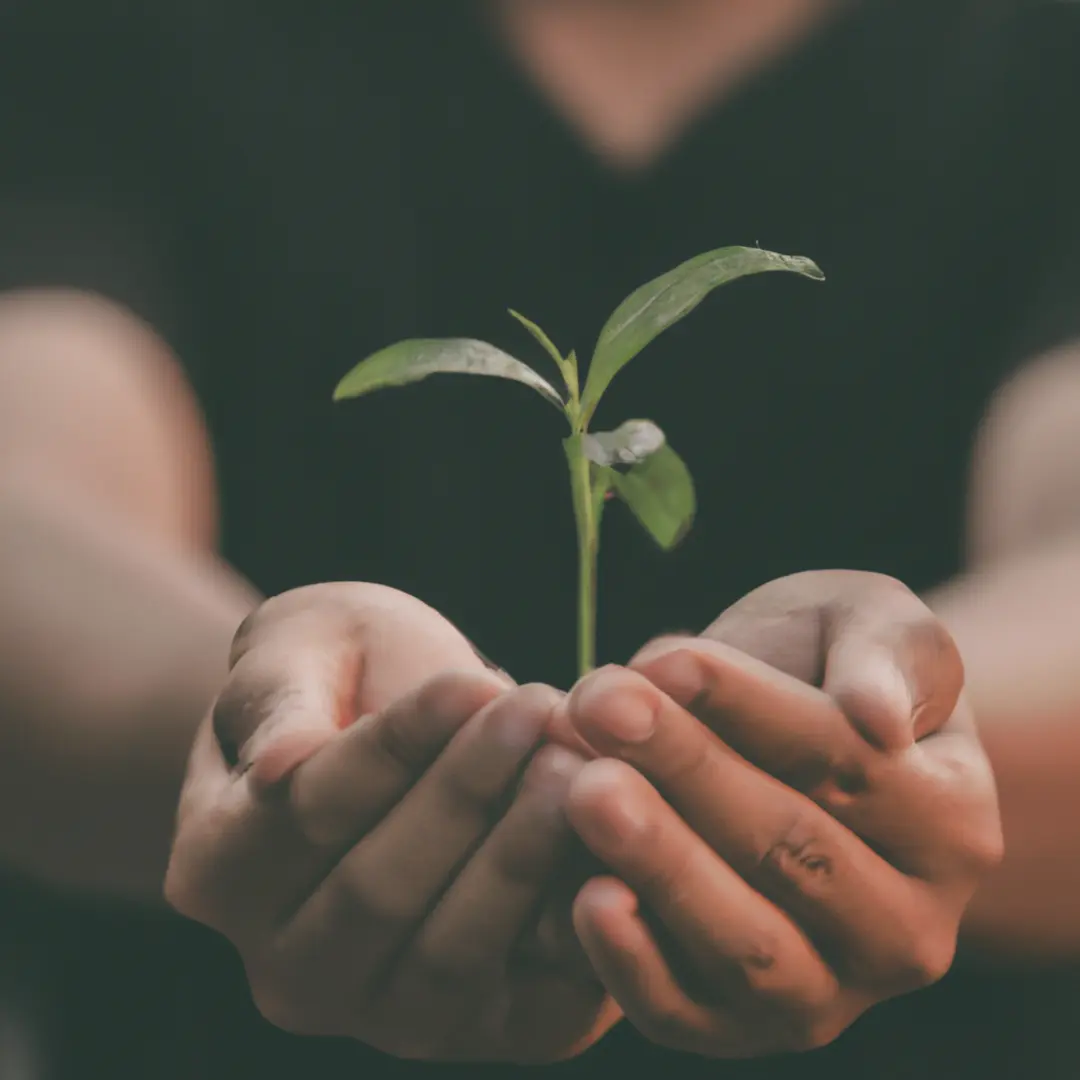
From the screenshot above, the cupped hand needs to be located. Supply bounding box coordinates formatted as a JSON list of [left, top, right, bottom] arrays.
[[165, 583, 619, 1063], [551, 571, 1003, 1058]]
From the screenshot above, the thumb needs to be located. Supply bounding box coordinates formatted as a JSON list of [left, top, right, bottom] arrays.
[[214, 582, 495, 793]]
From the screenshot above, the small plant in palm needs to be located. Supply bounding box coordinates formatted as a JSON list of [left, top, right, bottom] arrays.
[[334, 246, 823, 678]]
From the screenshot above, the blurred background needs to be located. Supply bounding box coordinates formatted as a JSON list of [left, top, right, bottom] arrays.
[[1, 2, 1079, 1077]]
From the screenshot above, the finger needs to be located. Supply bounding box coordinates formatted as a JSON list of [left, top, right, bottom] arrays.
[[820, 599, 962, 748], [278, 684, 559, 976], [216, 582, 493, 780], [544, 699, 600, 759], [577, 876, 861, 1057], [568, 761, 840, 1007], [572, 877, 720, 1054], [166, 715, 239, 917], [289, 670, 506, 849], [171, 670, 502, 937], [681, 570, 963, 747], [213, 639, 347, 791], [566, 690, 956, 994], [522, 840, 603, 977], [629, 642, 995, 882], [627, 644, 875, 803], [392, 746, 589, 1022]]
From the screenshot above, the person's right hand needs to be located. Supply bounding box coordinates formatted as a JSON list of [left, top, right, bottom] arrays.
[[164, 583, 619, 1063]]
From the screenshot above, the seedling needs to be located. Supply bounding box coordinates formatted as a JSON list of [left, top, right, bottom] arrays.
[[334, 246, 823, 678]]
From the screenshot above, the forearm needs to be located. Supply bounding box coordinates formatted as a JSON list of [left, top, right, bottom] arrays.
[[0, 480, 257, 903], [929, 537, 1080, 962]]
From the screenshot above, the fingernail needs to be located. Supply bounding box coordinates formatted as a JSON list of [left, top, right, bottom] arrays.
[[578, 876, 636, 914], [492, 709, 547, 753], [528, 746, 585, 808], [541, 745, 586, 778], [573, 675, 656, 744]]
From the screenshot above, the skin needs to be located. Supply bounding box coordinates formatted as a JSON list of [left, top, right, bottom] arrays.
[[0, 0, 1076, 1060], [0, 291, 256, 897], [495, 0, 844, 169], [167, 583, 620, 1062], [554, 573, 1002, 1055], [165, 571, 1001, 1061]]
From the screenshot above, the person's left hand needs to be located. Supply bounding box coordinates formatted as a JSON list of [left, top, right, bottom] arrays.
[[548, 571, 1004, 1059]]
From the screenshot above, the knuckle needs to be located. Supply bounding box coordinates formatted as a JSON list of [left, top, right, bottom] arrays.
[[963, 818, 1006, 875], [162, 864, 203, 923], [637, 1003, 692, 1048], [901, 931, 956, 989], [812, 752, 874, 803], [757, 813, 836, 895], [715, 935, 786, 999], [926, 779, 1005, 880], [876, 907, 958, 992], [720, 940, 837, 1018], [162, 840, 234, 934]]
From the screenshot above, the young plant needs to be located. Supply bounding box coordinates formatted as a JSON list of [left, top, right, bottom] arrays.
[[334, 246, 824, 679]]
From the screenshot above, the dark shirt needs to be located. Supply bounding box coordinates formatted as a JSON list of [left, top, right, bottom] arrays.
[[1, 1, 1080, 1077]]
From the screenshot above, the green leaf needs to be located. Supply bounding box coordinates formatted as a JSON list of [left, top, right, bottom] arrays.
[[613, 441, 696, 551], [507, 309, 566, 372], [508, 310, 579, 405], [581, 419, 667, 469], [580, 419, 696, 549], [580, 247, 825, 420], [333, 338, 564, 409]]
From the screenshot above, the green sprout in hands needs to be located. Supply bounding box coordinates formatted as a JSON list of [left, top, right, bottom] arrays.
[[334, 246, 824, 678]]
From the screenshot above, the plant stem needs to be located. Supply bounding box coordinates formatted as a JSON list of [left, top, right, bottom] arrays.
[[567, 437, 598, 679], [561, 346, 597, 680]]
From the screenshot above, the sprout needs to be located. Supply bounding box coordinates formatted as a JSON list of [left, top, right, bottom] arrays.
[[334, 246, 824, 677]]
